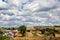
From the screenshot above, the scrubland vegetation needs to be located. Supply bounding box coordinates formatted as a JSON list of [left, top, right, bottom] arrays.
[[0, 25, 60, 40]]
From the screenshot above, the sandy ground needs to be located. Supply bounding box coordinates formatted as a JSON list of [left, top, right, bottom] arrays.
[[11, 31, 60, 40], [26, 32, 35, 40], [55, 34, 60, 37], [12, 32, 44, 40]]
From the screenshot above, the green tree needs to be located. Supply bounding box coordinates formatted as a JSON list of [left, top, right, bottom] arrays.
[[18, 25, 26, 37]]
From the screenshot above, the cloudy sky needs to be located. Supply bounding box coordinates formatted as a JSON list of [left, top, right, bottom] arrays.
[[0, 0, 60, 27]]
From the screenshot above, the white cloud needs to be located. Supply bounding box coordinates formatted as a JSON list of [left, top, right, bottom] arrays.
[[25, 0, 58, 12], [0, 0, 60, 27], [0, 0, 9, 10]]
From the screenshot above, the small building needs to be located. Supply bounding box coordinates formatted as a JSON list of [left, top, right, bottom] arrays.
[[3, 30, 18, 37]]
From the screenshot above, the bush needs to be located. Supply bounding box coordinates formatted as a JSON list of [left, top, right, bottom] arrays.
[[0, 36, 10, 40], [40, 29, 45, 34], [27, 30, 30, 32], [32, 31, 37, 36]]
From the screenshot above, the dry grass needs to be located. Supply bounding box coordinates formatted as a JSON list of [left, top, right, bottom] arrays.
[[11, 31, 44, 40], [1, 27, 60, 40]]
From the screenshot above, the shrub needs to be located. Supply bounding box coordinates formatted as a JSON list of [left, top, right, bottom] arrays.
[[27, 30, 30, 32], [0, 36, 10, 40], [40, 29, 45, 34]]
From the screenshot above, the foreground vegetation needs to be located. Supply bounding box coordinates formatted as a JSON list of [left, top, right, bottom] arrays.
[[0, 25, 60, 40], [0, 36, 10, 40]]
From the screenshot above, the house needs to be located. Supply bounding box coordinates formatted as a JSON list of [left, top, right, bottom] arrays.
[[3, 30, 18, 37], [11, 30, 18, 37]]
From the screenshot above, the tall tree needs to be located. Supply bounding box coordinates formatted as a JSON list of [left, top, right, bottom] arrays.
[[18, 25, 26, 37]]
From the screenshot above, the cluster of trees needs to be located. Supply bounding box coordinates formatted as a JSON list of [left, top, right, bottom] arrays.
[[4, 27, 15, 30], [40, 28, 58, 34], [34, 27, 60, 40], [39, 28, 59, 40]]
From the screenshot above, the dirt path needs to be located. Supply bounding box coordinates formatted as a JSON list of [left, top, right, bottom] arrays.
[[26, 32, 34, 37], [26, 32, 35, 40]]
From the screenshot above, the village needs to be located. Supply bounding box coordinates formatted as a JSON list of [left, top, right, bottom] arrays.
[[0, 25, 60, 40]]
